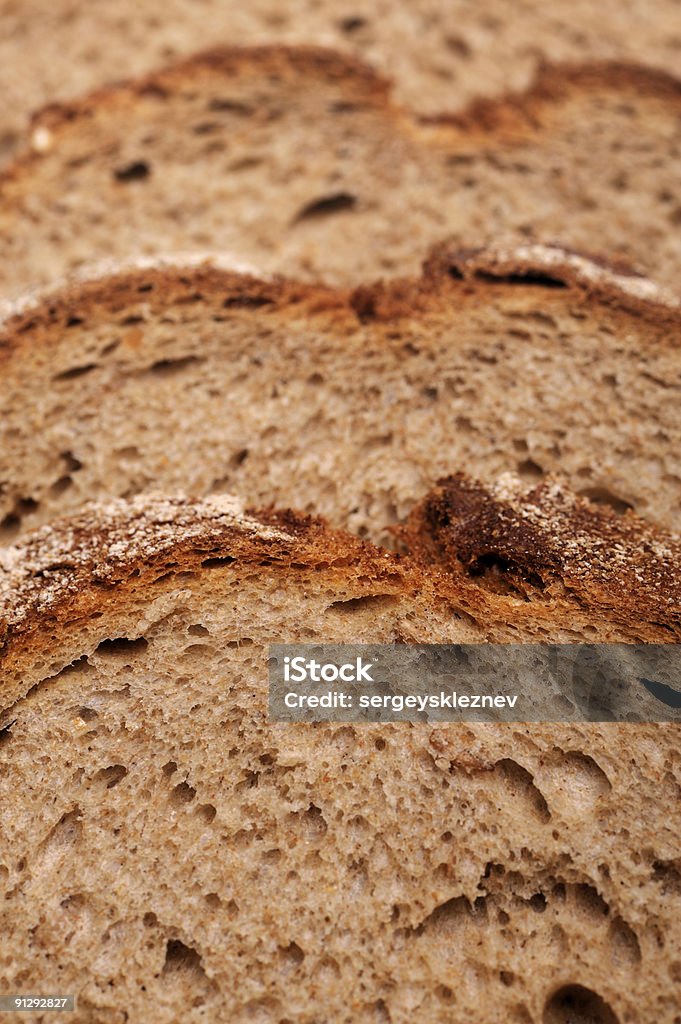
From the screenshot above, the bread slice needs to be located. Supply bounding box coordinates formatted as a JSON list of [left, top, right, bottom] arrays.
[[1, 244, 679, 546], [2, 1, 681, 165], [2, 48, 681, 294], [1, 493, 680, 1022]]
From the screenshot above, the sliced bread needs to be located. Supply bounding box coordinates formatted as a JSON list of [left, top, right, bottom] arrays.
[[2, 49, 681, 293], [2, 0, 681, 164], [1, 494, 681, 1022], [1, 245, 679, 544]]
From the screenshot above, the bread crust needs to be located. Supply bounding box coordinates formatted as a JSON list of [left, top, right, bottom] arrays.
[[11, 49, 681, 169], [0, 242, 678, 370], [400, 474, 681, 642], [428, 59, 681, 133], [0, 494, 418, 667], [3, 474, 680, 689]]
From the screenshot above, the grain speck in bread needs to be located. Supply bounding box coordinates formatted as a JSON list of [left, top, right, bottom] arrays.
[[1, 493, 681, 1022], [2, 49, 681, 293], [1, 245, 679, 544]]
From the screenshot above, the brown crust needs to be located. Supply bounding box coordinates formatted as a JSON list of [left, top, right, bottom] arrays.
[[0, 239, 679, 367], [400, 474, 681, 641], [422, 242, 681, 318], [0, 494, 414, 659], [3, 476, 680, 687], [0, 261, 352, 363], [3, 46, 681, 186]]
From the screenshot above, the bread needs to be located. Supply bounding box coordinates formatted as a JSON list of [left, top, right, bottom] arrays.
[[1, 244, 679, 547], [2, 48, 681, 295], [399, 472, 681, 643], [1, 493, 680, 1023], [2, 0, 681, 165]]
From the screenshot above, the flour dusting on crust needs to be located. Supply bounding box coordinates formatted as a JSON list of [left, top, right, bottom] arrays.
[[0, 252, 267, 325], [0, 494, 293, 629], [446, 242, 681, 310]]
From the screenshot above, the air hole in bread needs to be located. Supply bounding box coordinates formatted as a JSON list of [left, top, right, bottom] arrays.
[[0, 719, 16, 744], [170, 781, 196, 805], [60, 450, 82, 473], [543, 984, 619, 1024], [446, 33, 473, 57], [192, 120, 221, 135], [529, 893, 547, 913], [222, 294, 274, 309], [145, 355, 203, 377], [516, 458, 544, 482], [188, 624, 209, 637], [278, 941, 305, 967], [95, 636, 149, 657], [328, 594, 399, 613], [115, 446, 140, 460], [293, 192, 357, 223], [162, 939, 206, 978], [608, 916, 642, 965], [113, 160, 151, 182], [208, 97, 252, 115], [229, 448, 249, 468], [578, 487, 634, 515], [415, 895, 472, 937], [466, 554, 526, 595], [652, 859, 681, 896], [53, 363, 98, 381], [201, 556, 236, 568], [475, 270, 568, 289], [338, 15, 366, 32], [197, 803, 217, 823], [435, 983, 455, 1004], [495, 759, 551, 822], [41, 808, 83, 855], [48, 474, 74, 498], [296, 804, 327, 839], [93, 764, 128, 790], [0, 497, 39, 541]]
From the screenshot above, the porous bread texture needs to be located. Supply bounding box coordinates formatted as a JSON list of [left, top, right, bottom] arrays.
[[399, 473, 681, 643], [2, 49, 681, 294], [1, 247, 680, 546], [1, 0, 681, 162], [1, 496, 681, 1023]]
